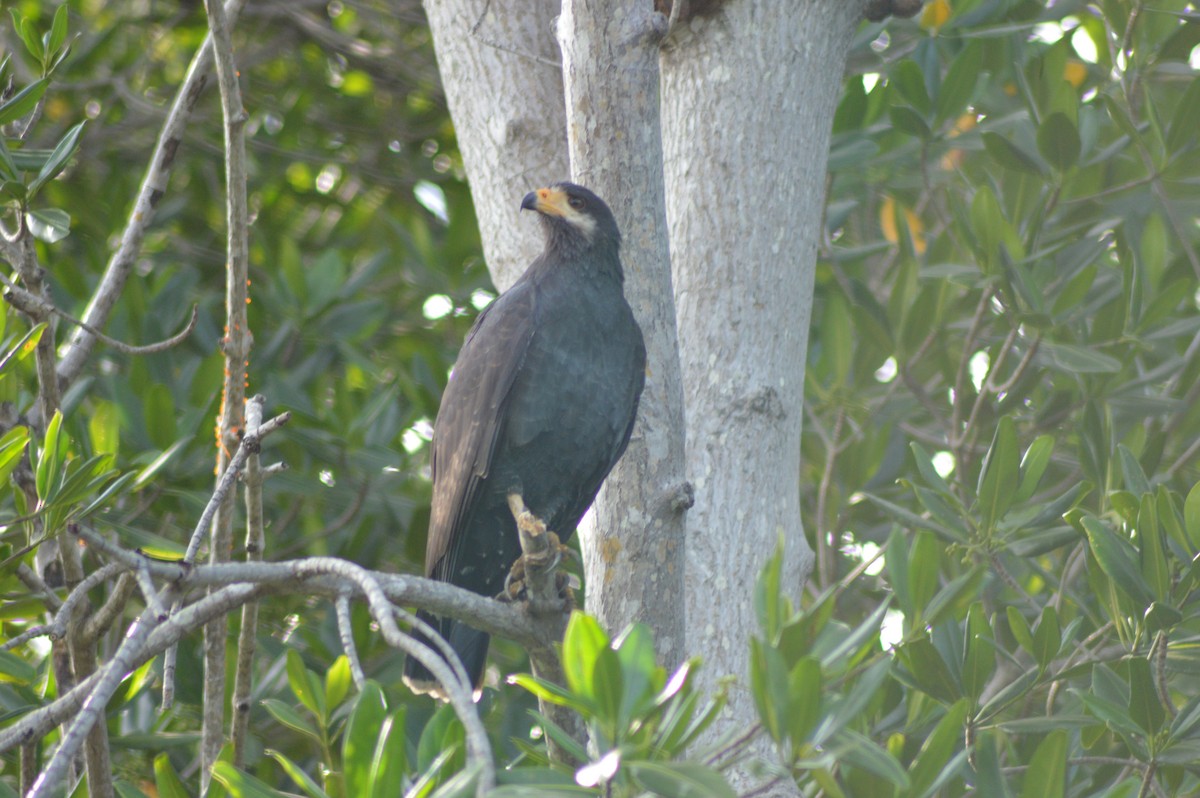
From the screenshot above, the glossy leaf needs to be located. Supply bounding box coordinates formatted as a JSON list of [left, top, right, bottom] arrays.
[[153, 754, 190, 798], [627, 761, 736, 798], [1037, 112, 1080, 171], [343, 681, 388, 796], [1018, 731, 1066, 798]]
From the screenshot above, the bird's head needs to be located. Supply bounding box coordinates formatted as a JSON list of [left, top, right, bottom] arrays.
[[521, 182, 621, 254]]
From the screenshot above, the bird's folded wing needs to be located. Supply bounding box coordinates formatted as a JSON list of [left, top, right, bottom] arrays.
[[425, 282, 538, 575]]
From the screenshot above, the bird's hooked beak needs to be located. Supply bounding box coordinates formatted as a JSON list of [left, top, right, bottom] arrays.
[[521, 185, 597, 240], [521, 186, 568, 217]]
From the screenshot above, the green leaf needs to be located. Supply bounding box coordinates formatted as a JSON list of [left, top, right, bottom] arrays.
[[1127, 657, 1165, 735], [910, 442, 955, 495], [265, 750, 330, 798], [1184, 481, 1200, 549], [977, 415, 1020, 531], [1018, 730, 1066, 798], [286, 649, 324, 722], [0, 125, 15, 182], [325, 655, 351, 711], [786, 657, 822, 745], [132, 437, 193, 491], [908, 531, 942, 620], [143, 383, 179, 449], [1032, 605, 1061, 670], [924, 568, 982, 628], [9, 11, 41, 62], [29, 121, 86, 197], [1013, 435, 1054, 504], [25, 208, 71, 243], [1080, 515, 1155, 605], [1166, 76, 1200, 154], [1037, 112, 1080, 171], [970, 184, 1005, 272], [416, 703, 463, 775], [813, 597, 891, 668], [749, 637, 788, 742], [821, 657, 891, 739], [983, 132, 1045, 175], [1007, 606, 1034, 656], [35, 410, 66, 502], [210, 761, 293, 798], [1118, 445, 1151, 497], [626, 761, 736, 798], [0, 426, 30, 488], [509, 673, 590, 713], [936, 42, 982, 124], [973, 730, 1009, 798], [613, 623, 659, 724], [1137, 494, 1169, 602], [962, 602, 995, 702], [754, 537, 786, 641], [46, 4, 69, 58], [0, 78, 47, 126], [369, 710, 408, 798], [87, 399, 120, 456], [590, 646, 623, 741], [890, 105, 931, 139], [260, 698, 321, 742], [828, 728, 909, 788], [0, 649, 37, 683], [908, 699, 969, 797], [897, 638, 960, 703], [153, 754, 190, 798], [892, 60, 931, 114], [343, 681, 387, 797], [561, 611, 609, 698], [1040, 341, 1121, 373]]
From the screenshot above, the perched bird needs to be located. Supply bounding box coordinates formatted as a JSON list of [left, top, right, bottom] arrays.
[[403, 182, 646, 698]]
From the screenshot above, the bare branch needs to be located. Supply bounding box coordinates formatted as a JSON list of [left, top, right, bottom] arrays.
[[2, 562, 124, 652], [4, 282, 198, 355], [203, 0, 253, 771], [80, 572, 137, 644], [336, 594, 366, 689], [55, 0, 252, 386], [505, 493, 581, 763], [232, 396, 266, 767], [184, 410, 292, 563]]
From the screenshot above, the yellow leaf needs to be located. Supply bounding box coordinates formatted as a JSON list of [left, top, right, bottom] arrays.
[[1064, 59, 1087, 88], [880, 196, 899, 244], [921, 0, 951, 30], [880, 197, 926, 255]]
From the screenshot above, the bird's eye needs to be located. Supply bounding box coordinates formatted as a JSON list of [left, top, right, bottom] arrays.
[[567, 196, 585, 210]]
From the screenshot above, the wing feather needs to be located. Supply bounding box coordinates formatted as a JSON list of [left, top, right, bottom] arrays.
[[425, 282, 538, 575]]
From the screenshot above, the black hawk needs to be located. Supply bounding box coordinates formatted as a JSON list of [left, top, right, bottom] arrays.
[[402, 182, 646, 697]]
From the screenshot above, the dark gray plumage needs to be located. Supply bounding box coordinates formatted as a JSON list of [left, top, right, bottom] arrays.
[[403, 182, 645, 697]]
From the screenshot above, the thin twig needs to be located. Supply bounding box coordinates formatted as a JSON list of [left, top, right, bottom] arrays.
[[2, 562, 125, 651], [336, 594, 366, 689], [202, 0, 252, 774], [56, 0, 251, 387], [80, 571, 137, 644], [232, 396, 265, 767], [2, 281, 198, 355]]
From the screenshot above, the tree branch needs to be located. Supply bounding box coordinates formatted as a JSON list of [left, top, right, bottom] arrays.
[[55, 0, 251, 387]]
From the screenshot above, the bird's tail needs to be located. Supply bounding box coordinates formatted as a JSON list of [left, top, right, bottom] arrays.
[[401, 609, 490, 701]]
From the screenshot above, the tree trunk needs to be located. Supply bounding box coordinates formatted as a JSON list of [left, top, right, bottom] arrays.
[[659, 0, 863, 784], [423, 0, 567, 290], [558, 1, 689, 669]]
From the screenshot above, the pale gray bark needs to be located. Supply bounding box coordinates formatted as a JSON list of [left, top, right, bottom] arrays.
[[423, 0, 568, 290], [660, 0, 864, 786], [425, 0, 867, 787], [558, 2, 690, 668]]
